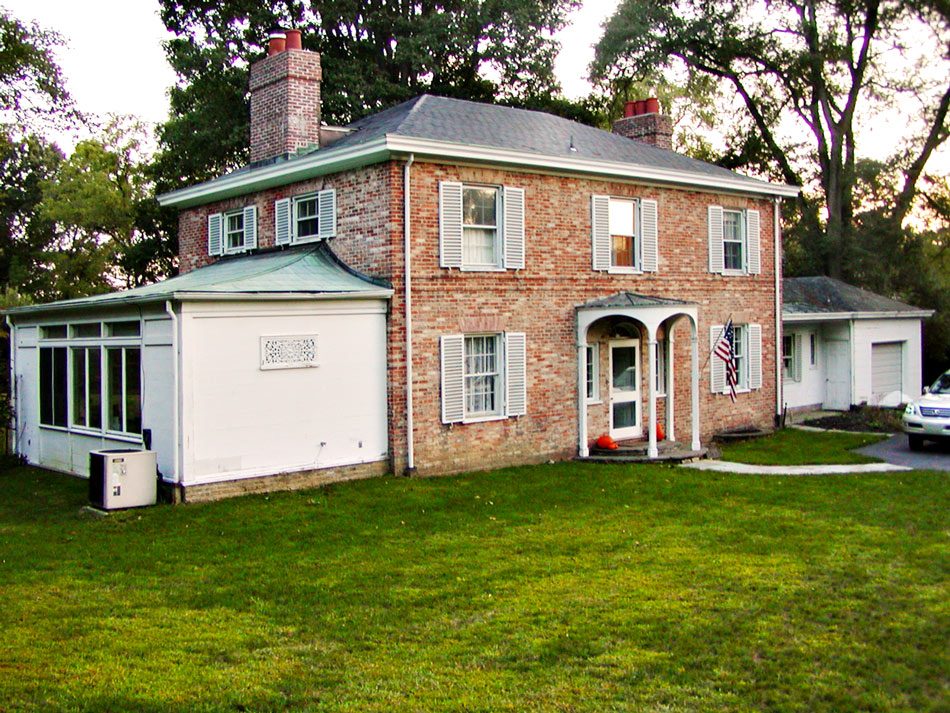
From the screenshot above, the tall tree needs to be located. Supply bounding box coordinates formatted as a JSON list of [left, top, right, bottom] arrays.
[[591, 0, 950, 280], [153, 0, 581, 185]]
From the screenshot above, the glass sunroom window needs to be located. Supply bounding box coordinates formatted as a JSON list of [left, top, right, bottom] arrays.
[[107, 347, 141, 434]]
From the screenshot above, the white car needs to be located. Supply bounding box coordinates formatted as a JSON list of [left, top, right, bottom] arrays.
[[902, 370, 950, 450]]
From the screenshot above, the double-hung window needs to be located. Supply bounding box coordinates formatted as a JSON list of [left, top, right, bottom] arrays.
[[782, 333, 802, 382], [38, 320, 143, 439], [591, 195, 658, 273], [710, 323, 762, 395], [274, 189, 337, 246], [441, 331, 527, 423], [586, 344, 600, 402], [708, 206, 760, 275], [653, 338, 668, 396], [208, 206, 258, 255], [439, 182, 525, 270]]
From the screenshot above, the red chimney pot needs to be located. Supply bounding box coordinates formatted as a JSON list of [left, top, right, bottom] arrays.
[[634, 99, 647, 116], [645, 97, 660, 114], [285, 29, 302, 50], [623, 101, 636, 118]]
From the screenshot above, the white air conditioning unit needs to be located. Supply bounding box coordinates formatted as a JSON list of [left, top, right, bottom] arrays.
[[89, 449, 158, 510]]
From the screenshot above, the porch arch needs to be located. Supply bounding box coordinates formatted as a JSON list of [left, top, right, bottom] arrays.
[[576, 293, 700, 459]]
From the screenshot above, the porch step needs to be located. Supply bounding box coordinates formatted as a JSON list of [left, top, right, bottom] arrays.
[[581, 440, 712, 464]]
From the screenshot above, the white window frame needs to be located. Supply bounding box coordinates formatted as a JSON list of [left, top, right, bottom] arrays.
[[609, 198, 640, 272], [441, 331, 526, 424], [464, 334, 502, 418], [733, 324, 749, 391], [293, 194, 321, 243], [36, 322, 144, 442], [782, 334, 803, 382], [722, 209, 746, 273], [586, 343, 600, 403], [224, 209, 246, 253], [462, 185, 503, 271], [592, 195, 658, 273], [275, 189, 336, 247], [809, 333, 818, 368]]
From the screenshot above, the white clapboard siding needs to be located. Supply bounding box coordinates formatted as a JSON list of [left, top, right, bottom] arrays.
[[274, 198, 292, 245], [505, 332, 527, 416], [440, 334, 465, 423], [640, 198, 658, 272], [503, 187, 525, 270], [207, 213, 223, 256], [708, 205, 724, 273], [746, 209, 761, 274], [591, 194, 611, 271], [439, 182, 464, 268]]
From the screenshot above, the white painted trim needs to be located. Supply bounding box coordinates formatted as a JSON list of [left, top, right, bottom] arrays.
[[158, 134, 800, 208], [783, 310, 933, 322]]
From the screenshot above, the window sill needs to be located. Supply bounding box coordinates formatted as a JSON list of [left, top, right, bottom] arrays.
[[607, 267, 643, 275], [223, 246, 250, 256], [292, 235, 324, 245], [462, 413, 507, 424], [585, 399, 602, 406], [39, 424, 143, 444], [720, 269, 749, 277], [458, 266, 506, 273]]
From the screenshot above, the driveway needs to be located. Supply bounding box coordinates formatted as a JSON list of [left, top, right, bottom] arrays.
[[857, 433, 950, 471]]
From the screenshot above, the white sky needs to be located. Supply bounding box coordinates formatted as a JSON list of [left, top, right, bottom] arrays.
[[4, 0, 618, 141]]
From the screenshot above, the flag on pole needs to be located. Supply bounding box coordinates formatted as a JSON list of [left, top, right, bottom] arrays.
[[714, 319, 738, 402]]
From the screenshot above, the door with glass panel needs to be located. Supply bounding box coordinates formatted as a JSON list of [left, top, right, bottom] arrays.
[[609, 339, 642, 439]]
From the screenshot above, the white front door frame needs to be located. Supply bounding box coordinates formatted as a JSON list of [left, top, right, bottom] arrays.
[[608, 338, 642, 440]]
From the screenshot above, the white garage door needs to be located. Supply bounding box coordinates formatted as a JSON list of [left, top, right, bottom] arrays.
[[871, 342, 903, 405]]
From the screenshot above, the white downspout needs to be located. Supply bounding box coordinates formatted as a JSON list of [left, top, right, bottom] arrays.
[[773, 197, 783, 424], [164, 301, 181, 484], [404, 154, 415, 474], [5, 316, 16, 457]]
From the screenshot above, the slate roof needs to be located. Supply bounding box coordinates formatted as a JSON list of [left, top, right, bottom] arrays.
[[783, 276, 929, 316], [578, 292, 696, 310], [6, 243, 392, 316]]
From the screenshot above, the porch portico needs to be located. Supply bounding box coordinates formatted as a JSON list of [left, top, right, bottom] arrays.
[[576, 293, 700, 459]]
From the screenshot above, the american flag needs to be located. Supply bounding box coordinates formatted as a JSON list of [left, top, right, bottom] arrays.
[[713, 319, 738, 402]]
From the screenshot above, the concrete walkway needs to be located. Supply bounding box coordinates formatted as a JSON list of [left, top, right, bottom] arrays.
[[680, 460, 911, 475]]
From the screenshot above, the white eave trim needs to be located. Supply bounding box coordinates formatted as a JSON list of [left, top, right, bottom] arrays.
[[783, 309, 933, 323], [5, 289, 395, 317], [158, 134, 800, 208]]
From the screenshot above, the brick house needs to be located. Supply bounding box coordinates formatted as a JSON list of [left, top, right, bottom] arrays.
[[6, 34, 797, 500]]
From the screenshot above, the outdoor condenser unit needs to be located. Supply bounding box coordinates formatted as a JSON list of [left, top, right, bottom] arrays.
[[89, 449, 158, 510]]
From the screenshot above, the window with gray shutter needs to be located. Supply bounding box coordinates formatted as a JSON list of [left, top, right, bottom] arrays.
[[243, 205, 258, 250], [749, 324, 762, 389], [318, 188, 336, 239], [274, 198, 292, 245], [591, 194, 610, 270], [746, 209, 761, 274], [708, 205, 724, 273], [640, 198, 658, 272], [440, 334, 465, 423], [503, 187, 525, 270], [505, 331, 527, 416], [709, 325, 726, 394], [207, 213, 223, 256], [439, 182, 464, 268]]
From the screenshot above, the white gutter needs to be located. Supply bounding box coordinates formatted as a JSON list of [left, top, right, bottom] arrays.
[[5, 316, 16, 457], [783, 309, 934, 323], [774, 198, 782, 422], [159, 134, 801, 209], [163, 301, 181, 485], [404, 154, 415, 474]]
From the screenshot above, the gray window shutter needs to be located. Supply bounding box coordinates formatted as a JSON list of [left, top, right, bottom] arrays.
[[746, 209, 761, 274], [440, 334, 465, 423], [243, 205, 257, 250], [207, 213, 223, 256], [274, 198, 292, 245], [505, 331, 527, 417], [439, 182, 463, 268], [749, 324, 762, 389], [710, 325, 726, 394], [640, 198, 658, 272], [793, 333, 803, 382], [591, 194, 610, 270], [503, 186, 525, 270], [318, 188, 336, 239], [708, 205, 724, 273]]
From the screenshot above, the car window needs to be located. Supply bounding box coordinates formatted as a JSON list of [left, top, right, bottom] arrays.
[[930, 372, 950, 394]]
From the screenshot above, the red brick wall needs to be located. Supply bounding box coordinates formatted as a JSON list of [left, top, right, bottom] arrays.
[[177, 158, 779, 479]]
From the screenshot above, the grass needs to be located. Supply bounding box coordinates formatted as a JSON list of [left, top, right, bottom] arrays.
[[719, 427, 887, 465], [0, 445, 947, 712]]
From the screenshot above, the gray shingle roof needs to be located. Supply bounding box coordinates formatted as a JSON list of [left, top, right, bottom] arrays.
[[6, 243, 391, 316], [783, 276, 928, 316], [319, 94, 773, 189], [578, 292, 695, 310]]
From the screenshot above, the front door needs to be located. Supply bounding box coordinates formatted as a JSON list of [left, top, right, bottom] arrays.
[[610, 339, 642, 439]]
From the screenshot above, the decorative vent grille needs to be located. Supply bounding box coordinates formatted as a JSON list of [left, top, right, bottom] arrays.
[[260, 335, 318, 370]]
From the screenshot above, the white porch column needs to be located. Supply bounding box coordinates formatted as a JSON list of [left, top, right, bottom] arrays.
[[691, 326, 701, 451], [577, 331, 589, 458], [666, 331, 675, 441], [647, 333, 658, 459]]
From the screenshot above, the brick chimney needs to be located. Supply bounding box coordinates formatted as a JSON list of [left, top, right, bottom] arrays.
[[248, 28, 322, 163], [612, 98, 673, 151]]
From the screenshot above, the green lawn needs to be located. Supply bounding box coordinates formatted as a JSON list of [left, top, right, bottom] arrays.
[[718, 428, 887, 465], [0, 447, 947, 712]]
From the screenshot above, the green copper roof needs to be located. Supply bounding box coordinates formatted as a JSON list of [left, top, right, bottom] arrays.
[[6, 243, 392, 316]]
